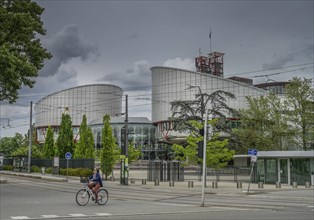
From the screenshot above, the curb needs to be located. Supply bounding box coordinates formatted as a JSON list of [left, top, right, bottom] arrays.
[[0, 178, 8, 184], [0, 171, 67, 182]]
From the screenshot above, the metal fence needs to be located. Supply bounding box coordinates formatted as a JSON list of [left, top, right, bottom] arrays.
[[3, 157, 94, 170], [147, 160, 184, 182]]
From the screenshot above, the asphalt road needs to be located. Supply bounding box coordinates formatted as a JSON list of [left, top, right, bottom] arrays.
[[1, 174, 313, 220]]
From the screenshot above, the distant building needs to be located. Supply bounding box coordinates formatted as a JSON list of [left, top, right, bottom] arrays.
[[89, 117, 156, 160], [228, 76, 253, 85], [254, 81, 289, 95], [151, 66, 267, 144], [35, 84, 123, 143]]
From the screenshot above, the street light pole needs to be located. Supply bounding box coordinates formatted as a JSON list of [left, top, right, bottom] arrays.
[[28, 101, 33, 173], [124, 94, 129, 185], [201, 109, 211, 207]]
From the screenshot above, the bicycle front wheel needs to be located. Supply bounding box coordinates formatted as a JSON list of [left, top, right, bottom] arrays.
[[96, 188, 109, 205], [76, 189, 90, 206]]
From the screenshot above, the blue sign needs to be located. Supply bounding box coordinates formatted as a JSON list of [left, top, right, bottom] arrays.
[[65, 152, 72, 160], [248, 149, 258, 156]]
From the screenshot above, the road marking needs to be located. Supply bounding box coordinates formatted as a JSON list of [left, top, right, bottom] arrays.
[[307, 206, 314, 208], [153, 202, 194, 207], [69, 214, 87, 217], [11, 217, 29, 220], [95, 213, 112, 216], [41, 215, 60, 218]]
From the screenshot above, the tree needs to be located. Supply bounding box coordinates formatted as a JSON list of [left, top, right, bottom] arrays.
[[55, 113, 74, 158], [0, 0, 52, 103], [128, 142, 141, 164], [206, 133, 234, 170], [231, 95, 293, 153], [172, 120, 234, 169], [0, 133, 24, 155], [11, 145, 43, 158], [284, 77, 314, 150], [170, 86, 237, 165], [171, 85, 237, 135], [232, 77, 313, 152], [100, 115, 119, 180], [172, 121, 203, 166], [43, 126, 55, 158], [74, 114, 95, 159]]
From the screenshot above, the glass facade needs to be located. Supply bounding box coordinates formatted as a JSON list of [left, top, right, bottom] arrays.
[[254, 156, 314, 184], [291, 158, 311, 184], [90, 118, 157, 160], [151, 66, 267, 141], [35, 84, 123, 143]]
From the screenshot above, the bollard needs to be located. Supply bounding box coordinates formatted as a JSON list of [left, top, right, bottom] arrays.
[[292, 182, 298, 188], [154, 179, 159, 186], [258, 182, 264, 189], [130, 178, 135, 184], [169, 180, 174, 187], [236, 181, 242, 189], [276, 182, 281, 188], [142, 179, 147, 185], [212, 181, 218, 189], [305, 182, 310, 188], [188, 181, 194, 188]]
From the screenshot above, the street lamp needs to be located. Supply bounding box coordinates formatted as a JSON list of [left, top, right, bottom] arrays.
[[28, 101, 33, 174], [201, 109, 212, 207], [119, 94, 129, 185]]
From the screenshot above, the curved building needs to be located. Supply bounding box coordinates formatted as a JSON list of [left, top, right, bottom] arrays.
[[151, 66, 268, 142], [35, 84, 123, 143]]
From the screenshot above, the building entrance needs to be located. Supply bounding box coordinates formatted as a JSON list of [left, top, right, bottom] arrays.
[[279, 159, 288, 184]]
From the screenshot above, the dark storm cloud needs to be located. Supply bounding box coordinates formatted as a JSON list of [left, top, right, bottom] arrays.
[[97, 60, 151, 91], [39, 24, 99, 78], [262, 43, 314, 70]]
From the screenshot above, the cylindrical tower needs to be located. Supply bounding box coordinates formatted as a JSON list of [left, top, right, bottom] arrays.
[[151, 66, 267, 142], [35, 84, 123, 143]]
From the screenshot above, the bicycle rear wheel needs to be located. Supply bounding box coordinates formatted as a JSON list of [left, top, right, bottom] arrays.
[[96, 188, 109, 205], [76, 189, 90, 206]]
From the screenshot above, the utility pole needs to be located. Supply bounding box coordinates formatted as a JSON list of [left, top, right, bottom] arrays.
[[28, 101, 33, 173], [124, 94, 129, 185], [201, 109, 211, 207], [120, 94, 129, 185]]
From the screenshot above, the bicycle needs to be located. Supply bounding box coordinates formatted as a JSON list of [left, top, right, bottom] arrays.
[[75, 181, 109, 206]]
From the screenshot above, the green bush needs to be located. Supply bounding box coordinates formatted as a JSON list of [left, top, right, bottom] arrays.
[[45, 167, 52, 174], [79, 168, 93, 178], [31, 165, 41, 173], [59, 168, 93, 177], [3, 165, 13, 171]]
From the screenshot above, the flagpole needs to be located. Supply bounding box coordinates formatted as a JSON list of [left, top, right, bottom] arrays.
[[209, 27, 212, 53]]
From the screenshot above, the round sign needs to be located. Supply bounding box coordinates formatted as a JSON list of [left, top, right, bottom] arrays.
[[251, 155, 257, 163], [65, 152, 72, 160]]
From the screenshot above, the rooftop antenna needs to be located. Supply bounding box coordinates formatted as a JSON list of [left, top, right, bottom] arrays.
[[209, 27, 212, 53]]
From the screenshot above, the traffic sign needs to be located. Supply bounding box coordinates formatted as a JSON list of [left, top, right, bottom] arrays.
[[251, 155, 257, 163], [248, 149, 258, 156], [65, 152, 72, 160]]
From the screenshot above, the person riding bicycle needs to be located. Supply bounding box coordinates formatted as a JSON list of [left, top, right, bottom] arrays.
[[88, 168, 103, 202]]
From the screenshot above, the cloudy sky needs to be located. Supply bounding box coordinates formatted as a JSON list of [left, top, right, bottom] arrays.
[[0, 0, 313, 137]]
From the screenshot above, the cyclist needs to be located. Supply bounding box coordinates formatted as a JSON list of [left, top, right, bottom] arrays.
[[88, 168, 103, 202]]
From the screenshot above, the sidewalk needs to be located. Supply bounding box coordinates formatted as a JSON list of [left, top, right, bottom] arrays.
[[1, 169, 312, 194]]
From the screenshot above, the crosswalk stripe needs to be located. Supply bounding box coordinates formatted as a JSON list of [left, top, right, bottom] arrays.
[[69, 214, 87, 217], [11, 217, 29, 220], [95, 213, 112, 216], [41, 215, 60, 218]]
